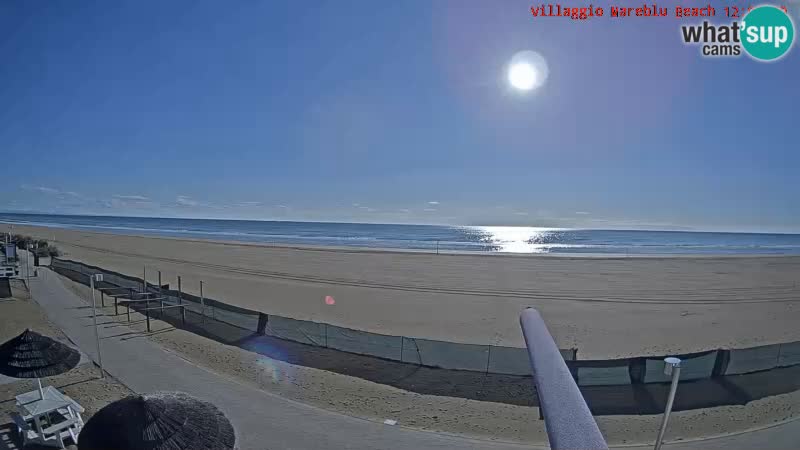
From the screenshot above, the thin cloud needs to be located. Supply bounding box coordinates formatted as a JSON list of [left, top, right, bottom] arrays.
[[22, 184, 61, 195], [236, 201, 262, 207], [275, 205, 289, 208], [427, 201, 440, 205], [423, 208, 436, 212], [175, 195, 200, 207], [575, 211, 591, 215], [22, 184, 89, 202], [113, 194, 150, 201]]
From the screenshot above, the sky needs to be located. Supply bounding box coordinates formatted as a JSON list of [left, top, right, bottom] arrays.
[[1, 1, 799, 232]]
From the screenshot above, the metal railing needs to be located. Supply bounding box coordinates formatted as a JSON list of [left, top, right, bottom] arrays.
[[520, 307, 608, 450]]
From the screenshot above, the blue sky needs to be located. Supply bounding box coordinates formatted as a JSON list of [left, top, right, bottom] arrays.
[[1, 1, 799, 232]]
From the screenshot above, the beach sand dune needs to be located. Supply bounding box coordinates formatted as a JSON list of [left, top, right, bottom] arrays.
[[9, 224, 800, 358]]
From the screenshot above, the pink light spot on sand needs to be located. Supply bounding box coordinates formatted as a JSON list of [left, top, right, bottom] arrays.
[[325, 295, 336, 305]]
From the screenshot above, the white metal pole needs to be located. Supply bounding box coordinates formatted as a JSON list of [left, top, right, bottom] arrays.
[[654, 357, 682, 450], [25, 245, 31, 284], [90, 275, 105, 378]]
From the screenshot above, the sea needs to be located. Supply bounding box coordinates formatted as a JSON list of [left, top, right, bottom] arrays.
[[2, 213, 800, 255]]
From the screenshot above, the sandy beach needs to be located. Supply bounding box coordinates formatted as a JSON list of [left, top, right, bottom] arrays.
[[50, 272, 800, 445], [1, 239, 797, 446], [7, 224, 800, 359]]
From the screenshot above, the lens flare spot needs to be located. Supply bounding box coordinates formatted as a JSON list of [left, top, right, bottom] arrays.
[[325, 295, 336, 305], [239, 337, 288, 384]]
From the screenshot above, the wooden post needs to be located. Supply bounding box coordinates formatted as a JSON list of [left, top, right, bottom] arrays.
[[158, 271, 163, 317], [143, 266, 146, 293], [128, 288, 133, 322], [200, 281, 205, 322], [178, 276, 185, 324], [145, 300, 151, 332], [101, 290, 105, 308], [115, 297, 119, 316], [257, 313, 268, 335]]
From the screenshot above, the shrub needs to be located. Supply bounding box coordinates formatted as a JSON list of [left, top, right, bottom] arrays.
[[13, 235, 31, 249]]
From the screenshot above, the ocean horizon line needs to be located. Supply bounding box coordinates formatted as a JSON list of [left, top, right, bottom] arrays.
[[1, 210, 798, 236]]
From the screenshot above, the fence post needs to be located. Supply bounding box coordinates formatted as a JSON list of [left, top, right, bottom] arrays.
[[178, 276, 185, 324], [257, 313, 268, 335], [712, 350, 730, 377], [101, 290, 105, 308], [127, 288, 133, 322], [142, 266, 146, 293], [146, 301, 151, 332], [200, 280, 205, 322], [115, 297, 119, 316]]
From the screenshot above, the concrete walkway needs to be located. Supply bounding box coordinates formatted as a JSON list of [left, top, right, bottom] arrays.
[[23, 262, 800, 449], [626, 418, 800, 450]]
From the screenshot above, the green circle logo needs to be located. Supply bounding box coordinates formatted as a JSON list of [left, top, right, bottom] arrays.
[[741, 5, 795, 61]]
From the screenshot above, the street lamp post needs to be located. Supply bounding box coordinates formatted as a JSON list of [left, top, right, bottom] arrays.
[[654, 357, 682, 450], [90, 274, 105, 378], [26, 243, 32, 285]]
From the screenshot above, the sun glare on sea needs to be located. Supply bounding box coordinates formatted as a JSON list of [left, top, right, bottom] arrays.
[[475, 226, 563, 253], [507, 50, 548, 92]]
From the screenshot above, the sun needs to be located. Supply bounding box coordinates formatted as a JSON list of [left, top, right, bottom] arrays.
[[507, 50, 549, 93], [508, 62, 538, 91]]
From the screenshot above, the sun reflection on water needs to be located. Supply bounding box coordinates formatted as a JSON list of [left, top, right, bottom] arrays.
[[467, 226, 566, 253]]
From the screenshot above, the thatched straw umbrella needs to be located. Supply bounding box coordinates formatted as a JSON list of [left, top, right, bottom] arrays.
[[0, 329, 80, 397], [78, 391, 236, 450]]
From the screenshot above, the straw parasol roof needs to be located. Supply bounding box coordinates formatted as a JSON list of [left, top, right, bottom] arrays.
[[0, 329, 80, 378], [78, 391, 236, 450]]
